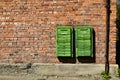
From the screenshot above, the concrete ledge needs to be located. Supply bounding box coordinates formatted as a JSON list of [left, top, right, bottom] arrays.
[[0, 63, 118, 80], [0, 63, 118, 76], [34, 64, 118, 76]]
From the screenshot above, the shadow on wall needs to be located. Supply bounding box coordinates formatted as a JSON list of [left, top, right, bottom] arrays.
[[58, 29, 96, 63], [116, 20, 120, 68], [116, 4, 120, 68]]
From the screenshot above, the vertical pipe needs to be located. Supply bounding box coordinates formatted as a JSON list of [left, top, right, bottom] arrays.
[[105, 0, 111, 74]]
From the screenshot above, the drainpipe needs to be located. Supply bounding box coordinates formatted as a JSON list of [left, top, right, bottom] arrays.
[[105, 0, 111, 74]]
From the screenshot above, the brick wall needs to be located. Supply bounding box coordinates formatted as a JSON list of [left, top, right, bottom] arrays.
[[0, 0, 116, 64]]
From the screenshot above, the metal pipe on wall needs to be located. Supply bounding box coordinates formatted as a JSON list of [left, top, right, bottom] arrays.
[[105, 0, 111, 74]]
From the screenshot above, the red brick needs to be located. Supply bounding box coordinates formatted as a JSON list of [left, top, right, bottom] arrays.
[[0, 0, 116, 64]]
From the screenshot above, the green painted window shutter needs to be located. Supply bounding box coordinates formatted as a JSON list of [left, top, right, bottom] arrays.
[[75, 26, 93, 57], [56, 26, 73, 57]]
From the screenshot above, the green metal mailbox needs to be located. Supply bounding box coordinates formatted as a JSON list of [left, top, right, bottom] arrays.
[[56, 26, 73, 57], [75, 26, 93, 57]]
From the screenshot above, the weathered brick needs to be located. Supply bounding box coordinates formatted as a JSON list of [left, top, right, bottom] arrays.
[[0, 0, 116, 64]]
